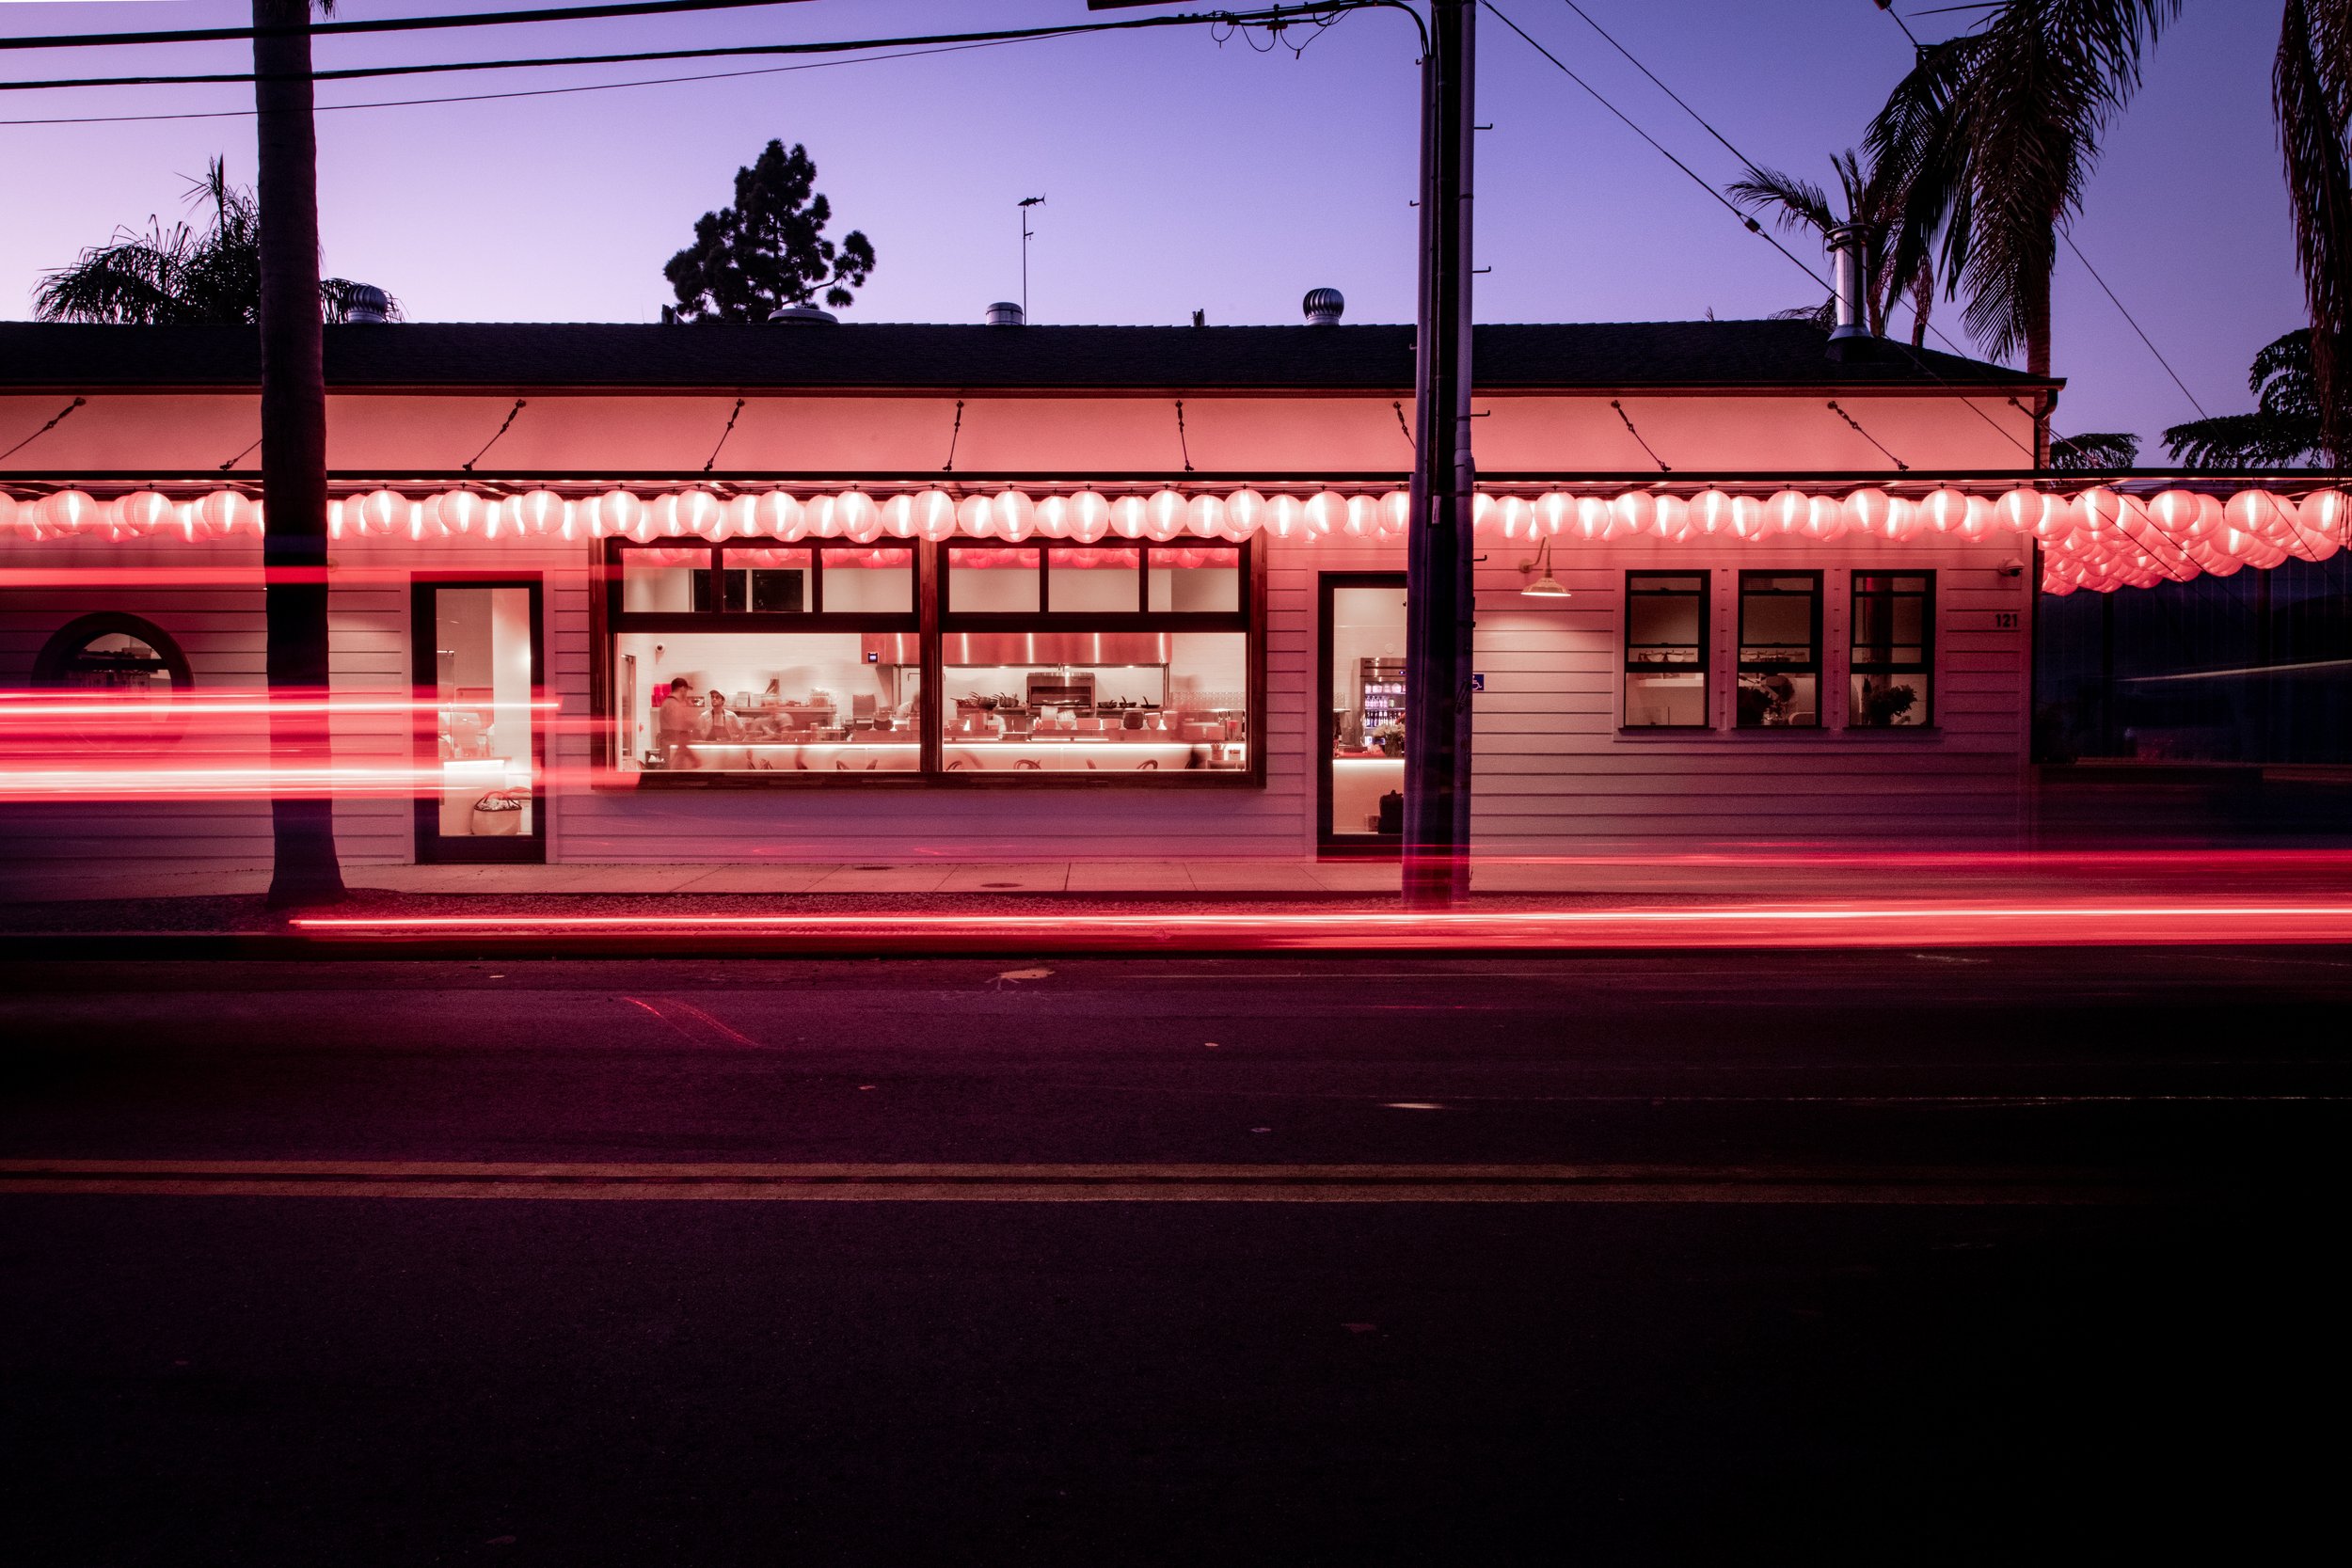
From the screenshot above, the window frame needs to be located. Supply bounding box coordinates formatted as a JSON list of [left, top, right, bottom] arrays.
[[1734, 568, 1825, 731], [1620, 569, 1713, 732], [1848, 568, 1937, 730], [596, 535, 1263, 789]]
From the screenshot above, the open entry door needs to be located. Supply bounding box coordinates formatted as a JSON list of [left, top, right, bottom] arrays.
[[413, 578, 546, 863], [1318, 572, 1409, 856]]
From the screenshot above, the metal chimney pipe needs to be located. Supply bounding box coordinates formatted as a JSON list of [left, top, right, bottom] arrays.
[[1827, 222, 1871, 350]]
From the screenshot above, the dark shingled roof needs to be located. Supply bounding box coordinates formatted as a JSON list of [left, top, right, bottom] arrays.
[[0, 319, 2051, 393]]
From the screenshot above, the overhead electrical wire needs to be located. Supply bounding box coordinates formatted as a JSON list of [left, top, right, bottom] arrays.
[[1484, 1, 2042, 464], [0, 37, 1039, 127], [0, 7, 1391, 93], [0, 0, 821, 52]]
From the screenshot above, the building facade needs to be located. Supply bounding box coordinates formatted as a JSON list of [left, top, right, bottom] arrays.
[[10, 313, 2263, 871]]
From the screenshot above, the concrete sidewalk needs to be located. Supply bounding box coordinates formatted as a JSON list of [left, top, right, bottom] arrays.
[[8, 848, 2350, 908]]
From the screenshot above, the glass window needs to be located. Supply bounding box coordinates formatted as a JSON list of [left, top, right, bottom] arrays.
[[606, 529, 1254, 783], [1737, 571, 1822, 729], [616, 629, 920, 772], [1327, 583, 1408, 841], [33, 614, 189, 696], [1623, 572, 1708, 728], [1147, 546, 1243, 612], [946, 546, 1041, 613], [1851, 571, 1934, 727]]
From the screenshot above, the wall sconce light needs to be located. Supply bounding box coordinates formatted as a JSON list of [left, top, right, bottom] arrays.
[[1518, 538, 1569, 597], [1995, 557, 2026, 578]]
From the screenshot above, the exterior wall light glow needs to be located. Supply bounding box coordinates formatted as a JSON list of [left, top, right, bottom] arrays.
[[1519, 538, 1569, 597]]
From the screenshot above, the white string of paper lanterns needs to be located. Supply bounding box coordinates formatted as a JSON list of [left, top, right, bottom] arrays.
[[1, 483, 2341, 593]]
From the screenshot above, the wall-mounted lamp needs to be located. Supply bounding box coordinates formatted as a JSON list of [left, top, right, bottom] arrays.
[[1518, 538, 1570, 598], [1995, 557, 2026, 578]]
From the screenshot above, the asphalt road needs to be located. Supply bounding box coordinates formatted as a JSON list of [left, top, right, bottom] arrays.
[[4, 948, 2348, 1565]]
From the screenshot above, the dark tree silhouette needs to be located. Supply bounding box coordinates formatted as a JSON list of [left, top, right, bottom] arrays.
[[663, 140, 876, 321], [2044, 431, 2142, 469], [1727, 149, 1935, 345], [35, 157, 394, 326], [2165, 330, 2330, 467]]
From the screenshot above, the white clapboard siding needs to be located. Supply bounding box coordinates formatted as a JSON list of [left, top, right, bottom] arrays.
[[0, 522, 2033, 870]]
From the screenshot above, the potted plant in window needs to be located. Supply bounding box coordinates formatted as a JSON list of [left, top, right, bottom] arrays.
[[1860, 678, 1918, 727], [1369, 719, 1406, 758]]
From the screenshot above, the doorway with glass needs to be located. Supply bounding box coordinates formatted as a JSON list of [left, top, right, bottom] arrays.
[[1318, 572, 1409, 856], [412, 578, 546, 863]]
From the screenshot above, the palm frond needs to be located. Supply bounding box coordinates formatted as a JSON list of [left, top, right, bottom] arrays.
[[2045, 431, 2140, 469], [2276, 0, 2352, 464], [1725, 165, 1836, 236], [2163, 410, 2325, 468]]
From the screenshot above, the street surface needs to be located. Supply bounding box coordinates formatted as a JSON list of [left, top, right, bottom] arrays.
[[4, 949, 2348, 1564]]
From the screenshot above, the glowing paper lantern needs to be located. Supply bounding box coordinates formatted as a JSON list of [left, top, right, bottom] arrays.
[[838, 491, 883, 543], [901, 490, 948, 543], [431, 490, 487, 537], [1304, 492, 1345, 539], [513, 490, 567, 538], [353, 489, 401, 539], [114, 491, 174, 537], [771, 493, 818, 543], [1534, 491, 1575, 538], [2297, 488, 2348, 554], [1841, 487, 1897, 541], [0, 494, 20, 539], [1264, 493, 1306, 541], [1146, 490, 1188, 542], [989, 490, 1032, 543], [1763, 489, 1808, 537], [2193, 493, 2229, 539], [1381, 491, 1412, 537], [1688, 489, 1735, 538], [1726, 494, 1769, 542], [2227, 488, 2298, 545], [199, 489, 254, 540], [1111, 495, 1152, 540], [1609, 491, 1655, 540], [800, 495, 837, 538], [41, 489, 102, 534], [595, 490, 647, 541], [1493, 496, 1534, 542], [1570, 496, 1612, 543], [1802, 494, 1847, 542], [1034, 496, 1072, 541], [1224, 489, 1266, 540], [1653, 494, 1692, 543], [1069, 490, 1112, 544], [1343, 495, 1380, 539], [1185, 494, 1225, 539]]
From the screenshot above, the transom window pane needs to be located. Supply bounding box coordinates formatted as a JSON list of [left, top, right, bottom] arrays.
[[947, 547, 1041, 613], [1046, 547, 1142, 612], [1147, 546, 1243, 612], [819, 547, 915, 613], [619, 546, 707, 612], [720, 546, 811, 613]]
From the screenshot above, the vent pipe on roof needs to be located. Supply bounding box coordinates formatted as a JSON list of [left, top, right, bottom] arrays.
[[769, 305, 838, 325], [1303, 287, 1345, 326], [986, 301, 1025, 327], [1824, 224, 1877, 362]]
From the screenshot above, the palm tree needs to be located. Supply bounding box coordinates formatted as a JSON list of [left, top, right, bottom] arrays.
[[1727, 150, 1935, 345], [2275, 0, 2352, 463], [2164, 330, 2329, 467], [1867, 1, 2182, 456], [254, 0, 345, 908], [35, 157, 394, 325], [2045, 430, 2142, 468]]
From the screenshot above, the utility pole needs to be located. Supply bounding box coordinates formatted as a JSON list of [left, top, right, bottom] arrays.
[[1019, 196, 1046, 322], [1404, 0, 1476, 909], [254, 0, 345, 907]]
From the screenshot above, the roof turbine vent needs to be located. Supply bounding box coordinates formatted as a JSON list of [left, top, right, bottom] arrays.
[[343, 283, 391, 324], [768, 304, 839, 325], [986, 301, 1025, 327], [1302, 287, 1345, 326]]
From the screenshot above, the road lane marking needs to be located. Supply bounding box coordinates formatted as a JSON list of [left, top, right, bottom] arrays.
[[0, 1159, 2150, 1205]]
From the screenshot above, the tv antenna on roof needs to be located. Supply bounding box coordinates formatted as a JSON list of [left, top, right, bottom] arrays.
[[1018, 196, 1046, 323]]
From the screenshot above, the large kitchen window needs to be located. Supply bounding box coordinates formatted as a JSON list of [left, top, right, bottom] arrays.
[[1736, 571, 1822, 728], [938, 542, 1249, 774], [608, 542, 922, 774], [603, 537, 1257, 783], [1623, 571, 1709, 728], [1850, 571, 1934, 727]]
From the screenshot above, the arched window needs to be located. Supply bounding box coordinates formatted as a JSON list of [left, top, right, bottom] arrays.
[[33, 613, 192, 696]]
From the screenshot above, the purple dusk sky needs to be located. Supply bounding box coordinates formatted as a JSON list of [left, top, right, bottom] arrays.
[[0, 0, 2308, 456]]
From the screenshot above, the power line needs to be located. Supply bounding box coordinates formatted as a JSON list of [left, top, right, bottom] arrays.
[[0, 0, 818, 53], [0, 5, 1397, 93], [1481, 1, 2043, 465], [2060, 231, 2208, 419], [0, 37, 1035, 127]]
